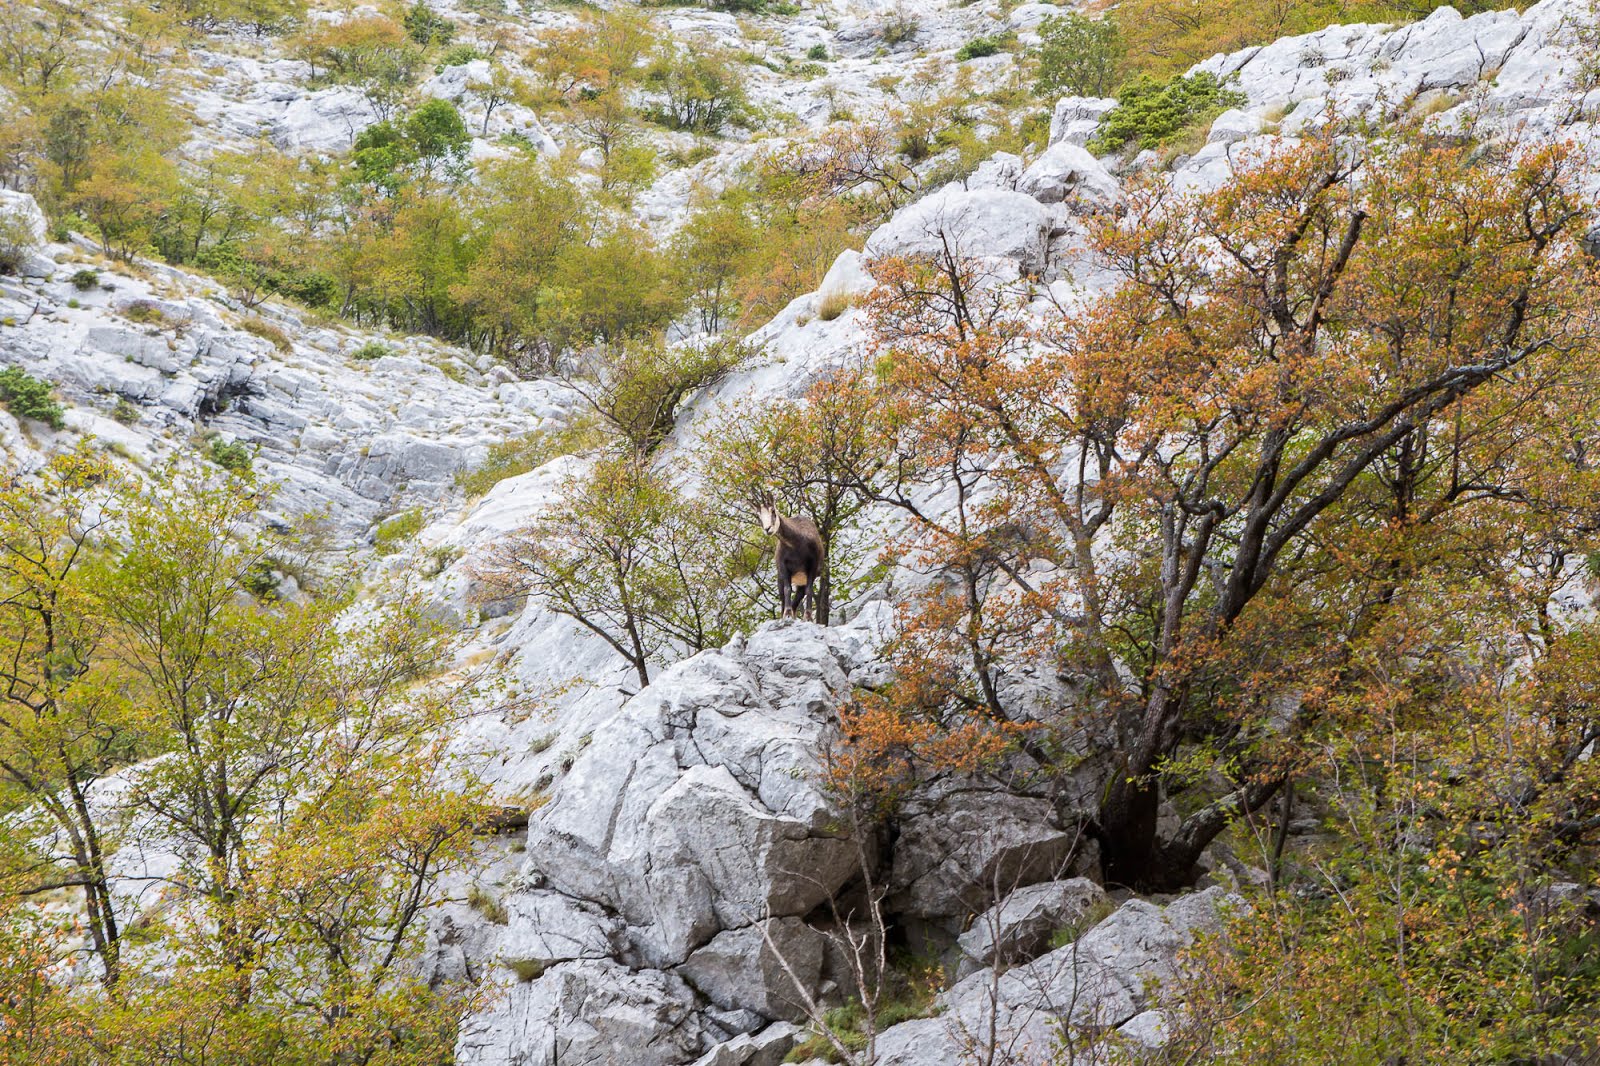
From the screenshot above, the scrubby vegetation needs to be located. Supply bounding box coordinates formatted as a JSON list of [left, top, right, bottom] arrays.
[[0, 366, 64, 428], [0, 453, 487, 1065], [1090, 71, 1249, 153]]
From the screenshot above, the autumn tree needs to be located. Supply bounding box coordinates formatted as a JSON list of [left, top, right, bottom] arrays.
[[566, 335, 754, 456], [0, 458, 491, 1061], [672, 194, 760, 335], [848, 125, 1600, 889], [452, 154, 592, 368], [481, 453, 758, 690]]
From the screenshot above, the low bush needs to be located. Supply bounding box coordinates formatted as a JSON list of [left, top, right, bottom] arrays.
[[955, 36, 1003, 61], [374, 507, 425, 554], [816, 290, 853, 322], [122, 302, 170, 327], [71, 269, 101, 291], [0, 367, 65, 429], [1090, 71, 1247, 153], [209, 437, 254, 473], [880, 7, 919, 46], [435, 43, 482, 71], [352, 340, 394, 361]]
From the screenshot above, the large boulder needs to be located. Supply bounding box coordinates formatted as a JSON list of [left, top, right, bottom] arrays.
[[954, 878, 1108, 978], [876, 888, 1244, 1066], [1048, 96, 1118, 148], [887, 784, 1079, 948], [1016, 142, 1120, 210], [0, 189, 47, 249], [456, 959, 704, 1066], [864, 185, 1053, 275], [678, 918, 829, 1023], [521, 609, 892, 968]]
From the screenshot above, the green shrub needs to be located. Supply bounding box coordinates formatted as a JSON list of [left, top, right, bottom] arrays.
[[374, 507, 425, 554], [434, 43, 482, 71], [70, 268, 101, 291], [880, 7, 919, 46], [644, 49, 750, 134], [1090, 71, 1247, 154], [112, 398, 140, 424], [352, 340, 394, 361], [1034, 12, 1123, 98], [403, 0, 454, 47], [457, 424, 599, 498], [0, 206, 39, 275], [806, 43, 829, 61], [0, 367, 65, 429], [783, 956, 942, 1062], [955, 36, 1002, 61], [209, 438, 255, 473], [122, 302, 169, 327]]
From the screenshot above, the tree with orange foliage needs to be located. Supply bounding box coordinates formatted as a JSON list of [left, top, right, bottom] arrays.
[[844, 124, 1600, 889]]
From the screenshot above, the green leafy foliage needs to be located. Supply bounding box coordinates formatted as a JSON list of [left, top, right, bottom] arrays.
[[954, 36, 1004, 62], [644, 48, 750, 133], [1090, 71, 1248, 153], [373, 507, 425, 554], [208, 437, 253, 472], [403, 0, 455, 47], [0, 366, 64, 429], [1033, 12, 1123, 97], [0, 456, 488, 1059]]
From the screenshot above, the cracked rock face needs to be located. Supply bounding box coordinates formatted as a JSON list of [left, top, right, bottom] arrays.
[[457, 609, 893, 1064], [873, 888, 1244, 1066]]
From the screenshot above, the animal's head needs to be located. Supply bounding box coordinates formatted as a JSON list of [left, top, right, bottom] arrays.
[[755, 499, 779, 536]]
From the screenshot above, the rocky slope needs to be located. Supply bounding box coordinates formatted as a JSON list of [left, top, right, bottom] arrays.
[[4, 0, 1600, 1062], [419, 2, 1600, 1062]]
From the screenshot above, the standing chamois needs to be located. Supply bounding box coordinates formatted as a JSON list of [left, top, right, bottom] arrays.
[[756, 499, 825, 621]]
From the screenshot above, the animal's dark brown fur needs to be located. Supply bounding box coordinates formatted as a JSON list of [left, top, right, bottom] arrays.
[[763, 509, 825, 620]]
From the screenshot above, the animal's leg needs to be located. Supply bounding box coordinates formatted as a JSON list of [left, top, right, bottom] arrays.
[[778, 565, 794, 618], [789, 582, 806, 619], [803, 575, 816, 622]]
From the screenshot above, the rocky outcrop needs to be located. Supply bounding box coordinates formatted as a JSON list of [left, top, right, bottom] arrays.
[[0, 230, 573, 538], [955, 878, 1108, 979], [457, 609, 894, 1064], [874, 888, 1243, 1066], [887, 785, 1081, 951]]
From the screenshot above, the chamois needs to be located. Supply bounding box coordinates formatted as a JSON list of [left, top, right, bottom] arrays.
[[756, 500, 825, 621]]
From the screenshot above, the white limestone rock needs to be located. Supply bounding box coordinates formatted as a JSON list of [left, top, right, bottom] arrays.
[[688, 1023, 803, 1066], [457, 959, 704, 1066], [864, 185, 1053, 275], [955, 878, 1108, 978], [1017, 142, 1120, 209], [874, 888, 1244, 1066], [520, 614, 890, 968], [678, 918, 829, 1023], [1048, 96, 1118, 147], [887, 785, 1080, 943]]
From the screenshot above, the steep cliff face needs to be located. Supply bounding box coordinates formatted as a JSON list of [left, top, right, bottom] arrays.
[[3, 0, 1598, 1060]]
